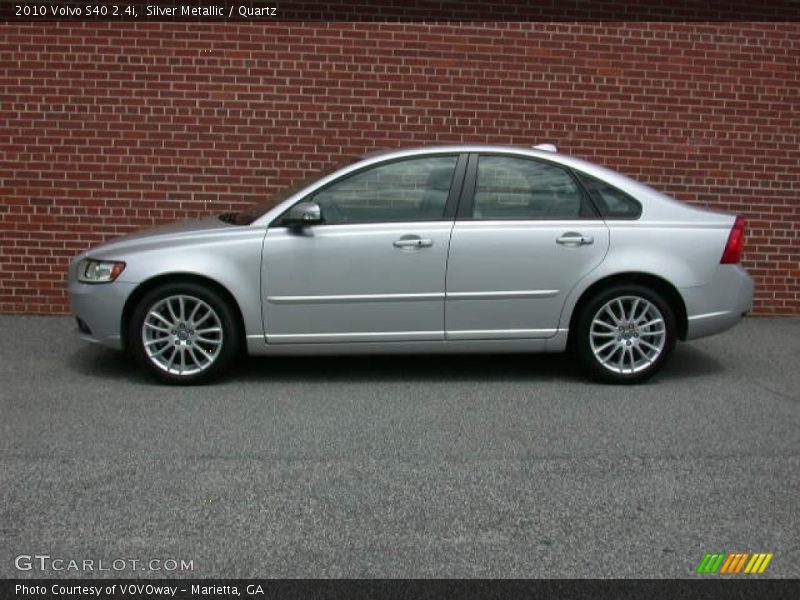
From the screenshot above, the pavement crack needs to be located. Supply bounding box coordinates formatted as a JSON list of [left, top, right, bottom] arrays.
[[754, 382, 799, 403]]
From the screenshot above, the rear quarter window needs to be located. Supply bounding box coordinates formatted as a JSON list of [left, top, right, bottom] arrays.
[[575, 171, 642, 220]]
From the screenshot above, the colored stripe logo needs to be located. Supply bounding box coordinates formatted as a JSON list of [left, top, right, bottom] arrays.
[[697, 552, 773, 574]]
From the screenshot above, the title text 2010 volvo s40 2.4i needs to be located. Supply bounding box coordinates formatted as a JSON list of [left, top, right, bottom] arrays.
[[68, 145, 753, 384]]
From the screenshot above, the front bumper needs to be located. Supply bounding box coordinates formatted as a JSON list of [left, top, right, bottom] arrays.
[[681, 264, 754, 341], [68, 278, 137, 350]]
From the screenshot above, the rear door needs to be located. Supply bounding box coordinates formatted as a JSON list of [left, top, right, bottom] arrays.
[[445, 153, 610, 339]]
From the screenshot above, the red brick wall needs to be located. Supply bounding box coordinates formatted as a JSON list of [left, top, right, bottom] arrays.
[[1, 21, 798, 314]]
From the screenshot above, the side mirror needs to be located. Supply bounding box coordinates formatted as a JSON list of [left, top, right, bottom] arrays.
[[284, 202, 323, 228]]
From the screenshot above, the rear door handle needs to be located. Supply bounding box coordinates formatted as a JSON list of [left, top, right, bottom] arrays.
[[393, 236, 433, 249], [556, 232, 594, 246]]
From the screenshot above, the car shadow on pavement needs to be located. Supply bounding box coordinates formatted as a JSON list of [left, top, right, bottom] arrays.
[[660, 344, 725, 380], [67, 345, 151, 384], [68, 341, 724, 386], [231, 351, 587, 384], [228, 343, 724, 384]]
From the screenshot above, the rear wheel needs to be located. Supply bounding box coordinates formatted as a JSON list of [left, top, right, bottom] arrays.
[[129, 282, 240, 384], [575, 284, 676, 384]]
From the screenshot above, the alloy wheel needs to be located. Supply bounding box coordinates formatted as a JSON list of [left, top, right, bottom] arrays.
[[589, 295, 667, 375], [141, 294, 224, 376]]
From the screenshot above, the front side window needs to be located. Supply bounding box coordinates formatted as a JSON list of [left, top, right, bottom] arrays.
[[472, 156, 588, 220], [310, 156, 458, 225]]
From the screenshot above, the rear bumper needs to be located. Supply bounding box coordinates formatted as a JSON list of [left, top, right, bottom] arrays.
[[681, 264, 754, 341]]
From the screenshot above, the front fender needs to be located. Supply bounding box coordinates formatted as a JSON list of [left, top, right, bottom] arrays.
[[116, 228, 267, 339]]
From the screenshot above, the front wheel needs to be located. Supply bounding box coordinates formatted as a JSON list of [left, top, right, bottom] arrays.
[[575, 285, 677, 384], [129, 282, 240, 384]]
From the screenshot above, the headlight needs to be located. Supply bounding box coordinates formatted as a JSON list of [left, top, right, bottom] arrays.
[[77, 259, 126, 283]]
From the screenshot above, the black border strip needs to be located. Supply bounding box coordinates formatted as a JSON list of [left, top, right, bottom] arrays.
[[2, 579, 800, 600], [2, 0, 800, 22]]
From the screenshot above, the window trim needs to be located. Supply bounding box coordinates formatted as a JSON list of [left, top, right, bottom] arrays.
[[270, 153, 468, 228], [456, 152, 600, 222]]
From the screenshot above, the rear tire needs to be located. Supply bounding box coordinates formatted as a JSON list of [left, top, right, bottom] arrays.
[[129, 282, 240, 385], [574, 284, 676, 384]]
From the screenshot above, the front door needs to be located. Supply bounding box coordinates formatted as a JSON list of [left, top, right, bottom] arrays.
[[262, 154, 464, 344]]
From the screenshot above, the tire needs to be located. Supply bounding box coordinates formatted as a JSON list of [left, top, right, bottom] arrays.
[[574, 284, 677, 384], [129, 281, 240, 385]]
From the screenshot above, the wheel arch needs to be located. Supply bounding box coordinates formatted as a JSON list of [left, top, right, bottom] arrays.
[[120, 273, 247, 351], [566, 272, 688, 347]]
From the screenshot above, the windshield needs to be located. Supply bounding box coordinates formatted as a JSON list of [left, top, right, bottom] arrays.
[[232, 157, 359, 225]]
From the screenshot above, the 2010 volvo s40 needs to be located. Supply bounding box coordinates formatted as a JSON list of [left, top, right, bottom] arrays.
[[68, 145, 753, 384]]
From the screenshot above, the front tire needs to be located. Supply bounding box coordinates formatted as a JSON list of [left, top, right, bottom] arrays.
[[129, 282, 240, 385], [575, 284, 676, 384]]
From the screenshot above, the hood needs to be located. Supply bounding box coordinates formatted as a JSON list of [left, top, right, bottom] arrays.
[[78, 216, 239, 259]]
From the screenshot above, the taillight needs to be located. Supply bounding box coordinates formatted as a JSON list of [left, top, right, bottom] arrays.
[[720, 216, 746, 264]]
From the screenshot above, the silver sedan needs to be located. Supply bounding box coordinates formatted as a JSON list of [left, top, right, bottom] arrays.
[[68, 145, 753, 384]]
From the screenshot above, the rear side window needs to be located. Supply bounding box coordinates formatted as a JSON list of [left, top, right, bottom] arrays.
[[472, 156, 592, 220], [575, 171, 642, 219]]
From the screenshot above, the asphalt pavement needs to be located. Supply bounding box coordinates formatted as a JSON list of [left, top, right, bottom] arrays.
[[0, 315, 798, 578]]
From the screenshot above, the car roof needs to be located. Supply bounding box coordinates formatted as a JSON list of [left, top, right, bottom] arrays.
[[351, 144, 617, 185], [361, 144, 551, 158]]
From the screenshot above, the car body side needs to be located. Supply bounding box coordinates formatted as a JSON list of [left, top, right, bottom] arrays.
[[68, 145, 753, 356]]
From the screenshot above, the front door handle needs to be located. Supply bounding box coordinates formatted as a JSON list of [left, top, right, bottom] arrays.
[[556, 232, 594, 246], [393, 236, 433, 249]]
